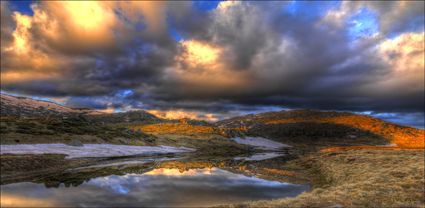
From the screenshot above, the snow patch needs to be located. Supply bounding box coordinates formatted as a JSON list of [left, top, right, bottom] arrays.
[[0, 144, 195, 159], [231, 137, 290, 150]]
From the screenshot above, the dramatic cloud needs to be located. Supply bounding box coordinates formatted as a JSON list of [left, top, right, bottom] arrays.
[[166, 39, 251, 96], [1, 1, 424, 126]]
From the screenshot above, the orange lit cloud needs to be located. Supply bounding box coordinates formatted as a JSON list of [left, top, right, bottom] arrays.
[[1, 1, 174, 88], [7, 12, 31, 54], [95, 107, 116, 114], [379, 32, 424, 73], [375, 32, 424, 93], [170, 40, 250, 93], [1, 194, 58, 207], [29, 1, 120, 53], [2, 1, 172, 54], [178, 40, 221, 68], [31, 1, 171, 51], [0, 71, 59, 84], [147, 109, 219, 122], [1, 11, 64, 85], [144, 168, 214, 176]]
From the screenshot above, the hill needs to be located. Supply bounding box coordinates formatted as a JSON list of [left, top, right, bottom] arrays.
[[0, 94, 157, 145], [87, 110, 162, 124], [0, 94, 96, 118], [2, 94, 423, 149], [0, 94, 161, 124], [0, 94, 246, 154], [216, 110, 424, 148]]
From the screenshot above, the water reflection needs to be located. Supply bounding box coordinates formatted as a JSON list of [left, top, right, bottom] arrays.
[[234, 152, 285, 161], [1, 168, 309, 207]]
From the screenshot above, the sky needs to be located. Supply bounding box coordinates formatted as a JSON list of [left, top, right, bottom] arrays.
[[0, 1, 424, 128]]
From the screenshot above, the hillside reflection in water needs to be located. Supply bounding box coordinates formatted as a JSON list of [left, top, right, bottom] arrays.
[[1, 167, 309, 207]]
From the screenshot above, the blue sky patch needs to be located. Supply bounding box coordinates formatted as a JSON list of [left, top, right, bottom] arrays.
[[8, 0, 34, 16], [115, 89, 134, 98], [284, 1, 341, 19], [348, 8, 379, 39], [169, 27, 184, 42], [193, 0, 222, 11]]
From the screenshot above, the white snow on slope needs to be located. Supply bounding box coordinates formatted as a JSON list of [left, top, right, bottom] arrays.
[[0, 144, 195, 159], [231, 137, 290, 150]]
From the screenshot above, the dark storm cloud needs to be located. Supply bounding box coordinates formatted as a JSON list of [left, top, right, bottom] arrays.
[[1, 2, 14, 52], [151, 1, 423, 114], [1, 1, 186, 97], [1, 1, 424, 123]]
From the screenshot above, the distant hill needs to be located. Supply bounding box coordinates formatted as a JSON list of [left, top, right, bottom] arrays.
[[0, 94, 96, 118], [87, 110, 162, 124], [0, 94, 158, 145], [216, 110, 425, 148], [2, 94, 423, 148], [0, 94, 161, 124]]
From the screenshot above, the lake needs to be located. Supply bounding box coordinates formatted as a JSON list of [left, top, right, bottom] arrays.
[[1, 166, 309, 207]]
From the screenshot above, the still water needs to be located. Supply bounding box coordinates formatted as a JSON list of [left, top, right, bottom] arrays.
[[1, 167, 309, 207]]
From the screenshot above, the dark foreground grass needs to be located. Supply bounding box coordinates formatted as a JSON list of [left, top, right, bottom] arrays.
[[226, 149, 424, 208]]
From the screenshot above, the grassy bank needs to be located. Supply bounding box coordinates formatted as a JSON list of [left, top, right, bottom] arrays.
[[228, 149, 425, 207]]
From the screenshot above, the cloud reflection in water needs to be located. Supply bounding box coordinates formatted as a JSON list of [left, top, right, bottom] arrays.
[[1, 168, 309, 207]]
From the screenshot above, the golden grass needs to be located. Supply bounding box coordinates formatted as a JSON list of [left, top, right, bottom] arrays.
[[319, 145, 420, 153], [1, 194, 58, 207], [228, 149, 425, 208], [128, 123, 218, 136], [265, 115, 425, 149]]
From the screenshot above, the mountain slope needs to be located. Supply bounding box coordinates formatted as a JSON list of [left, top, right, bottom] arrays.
[[87, 110, 162, 124], [0, 94, 157, 145], [216, 110, 424, 148], [0, 94, 96, 118], [0, 94, 161, 124]]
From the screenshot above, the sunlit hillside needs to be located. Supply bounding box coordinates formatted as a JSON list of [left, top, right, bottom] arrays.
[[129, 122, 218, 136], [217, 110, 425, 148]]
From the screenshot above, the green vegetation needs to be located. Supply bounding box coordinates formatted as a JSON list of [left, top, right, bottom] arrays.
[[0, 116, 156, 145]]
